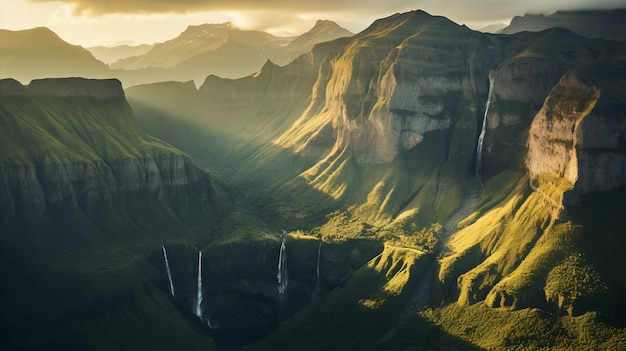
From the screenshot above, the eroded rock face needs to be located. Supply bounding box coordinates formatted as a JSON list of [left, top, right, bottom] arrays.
[[276, 11, 490, 166], [0, 77, 218, 222], [0, 154, 215, 220], [526, 71, 626, 199]]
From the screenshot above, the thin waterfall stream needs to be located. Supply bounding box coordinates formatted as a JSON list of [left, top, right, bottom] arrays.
[[277, 231, 288, 300], [475, 77, 494, 179], [195, 250, 203, 318], [162, 245, 175, 298]]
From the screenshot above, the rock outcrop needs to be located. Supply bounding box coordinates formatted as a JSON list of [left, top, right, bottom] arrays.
[[275, 11, 491, 166], [527, 71, 626, 203], [0, 154, 215, 221]]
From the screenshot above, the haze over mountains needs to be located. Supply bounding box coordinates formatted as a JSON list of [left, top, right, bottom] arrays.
[[0, 19, 353, 87], [498, 9, 626, 40], [1, 7, 626, 351], [85, 43, 154, 65]]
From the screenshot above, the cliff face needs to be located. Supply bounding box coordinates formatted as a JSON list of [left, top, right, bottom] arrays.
[[0, 78, 220, 223], [0, 154, 215, 221], [527, 71, 626, 202], [275, 11, 492, 166]]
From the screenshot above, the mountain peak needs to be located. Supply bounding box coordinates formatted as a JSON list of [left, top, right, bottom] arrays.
[[284, 19, 353, 55], [0, 26, 67, 48]]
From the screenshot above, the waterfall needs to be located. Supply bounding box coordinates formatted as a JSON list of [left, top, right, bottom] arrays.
[[475, 77, 494, 178], [277, 235, 288, 299], [315, 241, 322, 293], [161, 245, 175, 298], [195, 250, 203, 318]]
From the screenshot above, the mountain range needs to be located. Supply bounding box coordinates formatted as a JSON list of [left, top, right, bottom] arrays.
[[498, 9, 626, 40], [1, 8, 626, 351], [0, 20, 352, 88]]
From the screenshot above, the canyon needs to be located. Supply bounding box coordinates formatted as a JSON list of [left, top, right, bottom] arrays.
[[1, 9, 625, 351]]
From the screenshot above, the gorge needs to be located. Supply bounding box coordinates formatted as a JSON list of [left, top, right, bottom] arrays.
[[1, 8, 626, 351]]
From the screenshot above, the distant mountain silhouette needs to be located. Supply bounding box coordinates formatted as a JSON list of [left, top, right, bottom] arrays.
[[498, 9, 626, 40], [86, 44, 154, 64], [110, 21, 352, 84], [0, 27, 110, 83]]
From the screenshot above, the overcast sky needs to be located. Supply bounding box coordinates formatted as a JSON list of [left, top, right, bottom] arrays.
[[0, 0, 623, 46]]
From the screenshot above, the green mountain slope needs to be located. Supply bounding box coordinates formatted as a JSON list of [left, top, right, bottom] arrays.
[[128, 9, 626, 350], [0, 78, 224, 350]]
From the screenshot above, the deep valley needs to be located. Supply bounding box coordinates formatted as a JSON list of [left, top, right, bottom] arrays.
[[1, 8, 626, 351]]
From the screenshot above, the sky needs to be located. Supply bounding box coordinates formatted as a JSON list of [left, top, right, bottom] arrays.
[[0, 0, 623, 47]]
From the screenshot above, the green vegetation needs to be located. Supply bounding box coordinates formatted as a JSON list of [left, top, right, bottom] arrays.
[[0, 96, 181, 167], [3, 9, 626, 351], [253, 245, 429, 351]]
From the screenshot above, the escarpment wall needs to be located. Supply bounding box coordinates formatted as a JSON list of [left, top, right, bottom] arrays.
[[0, 77, 220, 222], [0, 154, 216, 221], [526, 72, 626, 202]]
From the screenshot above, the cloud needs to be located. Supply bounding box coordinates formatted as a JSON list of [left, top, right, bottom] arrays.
[[27, 0, 626, 28], [27, 0, 392, 16]]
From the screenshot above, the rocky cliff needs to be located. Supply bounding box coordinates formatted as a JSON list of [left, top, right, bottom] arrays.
[[0, 78, 221, 223], [275, 11, 490, 165], [527, 70, 626, 204], [112, 10, 626, 350]]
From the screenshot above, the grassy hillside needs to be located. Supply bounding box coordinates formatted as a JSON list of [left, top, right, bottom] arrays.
[[0, 94, 181, 167], [0, 80, 224, 350], [119, 10, 626, 350]]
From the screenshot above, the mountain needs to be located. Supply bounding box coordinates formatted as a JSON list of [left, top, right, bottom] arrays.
[[498, 9, 626, 40], [475, 22, 507, 33], [127, 9, 626, 350], [0, 77, 227, 350], [0, 23, 351, 88], [110, 21, 351, 84], [110, 22, 288, 71], [274, 19, 354, 65], [85, 43, 154, 64], [0, 27, 111, 84], [2, 8, 626, 351]]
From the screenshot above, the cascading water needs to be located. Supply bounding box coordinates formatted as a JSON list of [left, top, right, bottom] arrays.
[[277, 232, 288, 300], [475, 77, 494, 179], [195, 250, 203, 318], [161, 245, 175, 298]]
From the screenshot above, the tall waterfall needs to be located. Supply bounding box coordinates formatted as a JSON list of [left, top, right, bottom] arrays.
[[475, 77, 494, 178], [315, 241, 322, 293], [277, 234, 288, 299], [195, 250, 203, 318], [161, 245, 175, 298]]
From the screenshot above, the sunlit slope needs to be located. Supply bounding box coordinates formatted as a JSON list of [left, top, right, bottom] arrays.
[[126, 10, 626, 349], [127, 56, 319, 173], [254, 244, 438, 350]]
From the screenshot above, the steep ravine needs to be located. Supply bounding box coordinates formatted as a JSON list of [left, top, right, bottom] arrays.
[[0, 78, 227, 350]]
